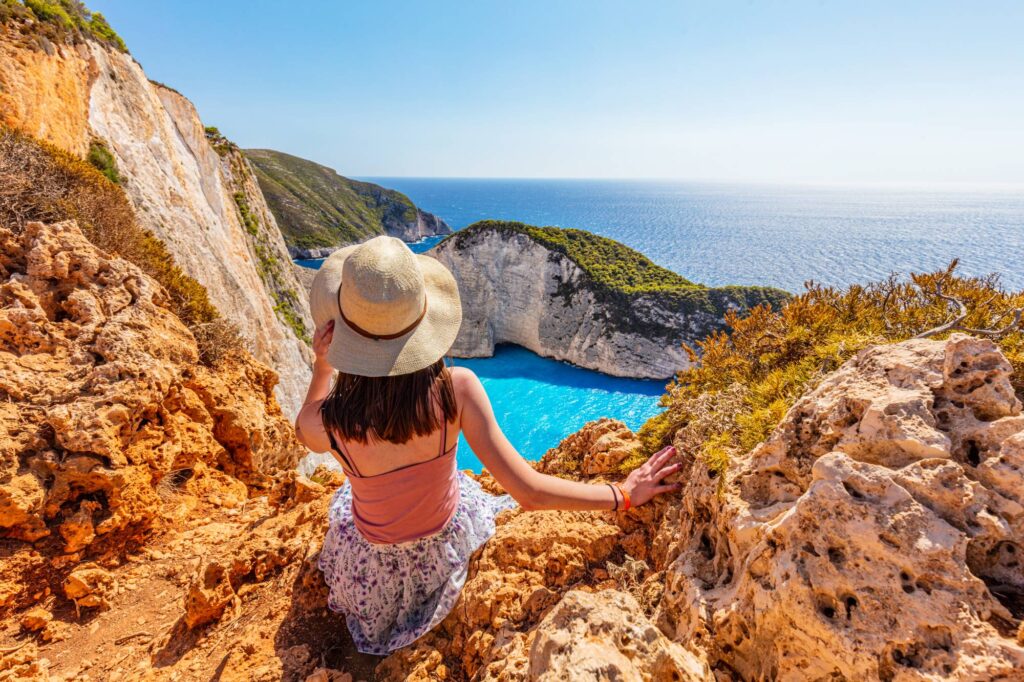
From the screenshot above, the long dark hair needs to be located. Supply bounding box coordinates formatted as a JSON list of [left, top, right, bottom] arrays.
[[321, 358, 458, 445]]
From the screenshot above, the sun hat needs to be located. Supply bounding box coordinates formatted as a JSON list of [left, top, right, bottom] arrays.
[[308, 236, 462, 377]]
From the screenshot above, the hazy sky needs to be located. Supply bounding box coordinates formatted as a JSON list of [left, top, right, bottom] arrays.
[[90, 1, 1024, 183]]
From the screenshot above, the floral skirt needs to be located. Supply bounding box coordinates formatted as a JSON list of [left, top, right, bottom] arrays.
[[318, 471, 517, 655]]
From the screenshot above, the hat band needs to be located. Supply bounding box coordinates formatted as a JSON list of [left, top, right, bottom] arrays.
[[340, 298, 428, 341]]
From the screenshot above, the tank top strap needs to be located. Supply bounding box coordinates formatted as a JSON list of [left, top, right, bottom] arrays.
[[438, 418, 447, 458], [320, 407, 364, 477]]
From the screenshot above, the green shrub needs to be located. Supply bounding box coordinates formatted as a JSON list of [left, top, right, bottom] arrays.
[[87, 139, 120, 184], [5, 1, 128, 53], [628, 263, 1024, 478], [0, 126, 218, 328]]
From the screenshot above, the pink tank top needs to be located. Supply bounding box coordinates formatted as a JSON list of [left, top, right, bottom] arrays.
[[323, 417, 460, 545]]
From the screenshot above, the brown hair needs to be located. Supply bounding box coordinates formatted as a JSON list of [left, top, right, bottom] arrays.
[[321, 359, 458, 445]]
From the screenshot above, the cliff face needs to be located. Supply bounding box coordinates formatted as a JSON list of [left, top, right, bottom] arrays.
[[245, 148, 450, 258], [432, 223, 789, 379], [0, 26, 312, 417], [380, 335, 1024, 680]]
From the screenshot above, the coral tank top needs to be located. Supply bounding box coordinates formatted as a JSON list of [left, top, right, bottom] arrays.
[[322, 416, 460, 545]]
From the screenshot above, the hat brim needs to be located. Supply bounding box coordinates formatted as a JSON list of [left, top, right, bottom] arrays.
[[308, 246, 463, 377]]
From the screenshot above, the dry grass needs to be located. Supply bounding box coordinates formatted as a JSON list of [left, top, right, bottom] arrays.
[[0, 126, 218, 328]]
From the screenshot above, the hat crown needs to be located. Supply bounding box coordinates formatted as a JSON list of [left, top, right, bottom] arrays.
[[340, 236, 426, 336]]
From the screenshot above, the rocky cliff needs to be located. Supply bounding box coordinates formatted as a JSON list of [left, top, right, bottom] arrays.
[[431, 221, 790, 379], [5, 329, 1021, 681], [0, 15, 312, 417], [245, 149, 450, 259]]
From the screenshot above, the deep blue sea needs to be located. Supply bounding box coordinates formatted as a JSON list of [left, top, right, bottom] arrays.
[[302, 179, 1024, 470]]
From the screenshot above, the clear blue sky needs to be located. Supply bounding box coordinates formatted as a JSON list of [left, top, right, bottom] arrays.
[[90, 0, 1024, 183]]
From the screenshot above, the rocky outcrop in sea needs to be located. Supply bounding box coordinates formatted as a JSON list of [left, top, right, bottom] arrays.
[[431, 221, 790, 379]]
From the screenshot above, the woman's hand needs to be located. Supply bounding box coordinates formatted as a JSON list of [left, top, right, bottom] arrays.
[[313, 320, 335, 363], [621, 445, 681, 507]]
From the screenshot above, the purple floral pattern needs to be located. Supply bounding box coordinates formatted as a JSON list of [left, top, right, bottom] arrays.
[[318, 471, 517, 655]]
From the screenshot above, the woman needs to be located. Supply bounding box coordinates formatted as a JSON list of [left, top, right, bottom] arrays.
[[295, 235, 680, 655]]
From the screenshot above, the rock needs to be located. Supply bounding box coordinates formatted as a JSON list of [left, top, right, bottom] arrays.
[[528, 590, 710, 681], [63, 564, 114, 610], [0, 641, 48, 680], [0, 220, 303, 611], [431, 223, 786, 379], [657, 334, 1024, 679], [0, 34, 312, 416], [184, 561, 238, 629], [535, 417, 640, 476], [305, 667, 353, 682], [19, 607, 52, 632]]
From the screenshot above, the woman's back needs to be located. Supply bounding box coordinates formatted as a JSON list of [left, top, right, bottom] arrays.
[[321, 411, 461, 545]]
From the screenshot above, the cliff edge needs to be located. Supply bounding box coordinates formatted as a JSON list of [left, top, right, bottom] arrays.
[[431, 221, 789, 379], [0, 13, 313, 417]]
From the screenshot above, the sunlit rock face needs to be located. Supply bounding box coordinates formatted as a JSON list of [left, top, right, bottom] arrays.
[[0, 31, 312, 417]]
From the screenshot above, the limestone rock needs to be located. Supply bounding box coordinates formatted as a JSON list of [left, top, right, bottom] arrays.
[[658, 334, 1024, 680], [0, 220, 302, 613], [528, 590, 710, 681], [535, 417, 640, 477], [63, 563, 114, 610], [432, 225, 783, 379], [18, 607, 52, 633], [184, 561, 238, 629], [0, 32, 312, 416]]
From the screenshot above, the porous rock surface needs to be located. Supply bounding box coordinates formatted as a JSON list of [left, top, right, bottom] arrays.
[[380, 336, 1024, 680], [654, 334, 1024, 680], [0, 220, 303, 614]]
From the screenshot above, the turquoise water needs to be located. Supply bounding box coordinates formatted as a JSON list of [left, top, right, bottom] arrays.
[[449, 346, 665, 471]]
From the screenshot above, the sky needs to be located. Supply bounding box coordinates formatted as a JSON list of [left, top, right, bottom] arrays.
[[88, 1, 1024, 183]]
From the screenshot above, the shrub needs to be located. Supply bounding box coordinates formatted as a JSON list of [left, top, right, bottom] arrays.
[[192, 319, 248, 367], [4, 0, 128, 52], [629, 263, 1024, 477], [0, 126, 218, 328], [86, 139, 120, 184]]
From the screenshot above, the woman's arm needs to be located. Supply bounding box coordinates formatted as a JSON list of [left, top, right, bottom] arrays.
[[295, 322, 336, 453], [454, 367, 680, 511]]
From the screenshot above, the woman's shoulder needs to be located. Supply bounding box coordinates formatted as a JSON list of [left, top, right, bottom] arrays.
[[448, 365, 483, 393]]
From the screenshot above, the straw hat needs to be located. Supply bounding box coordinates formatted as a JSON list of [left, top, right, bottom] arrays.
[[308, 236, 462, 376]]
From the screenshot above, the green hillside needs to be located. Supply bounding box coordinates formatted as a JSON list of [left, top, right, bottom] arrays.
[[244, 149, 445, 254]]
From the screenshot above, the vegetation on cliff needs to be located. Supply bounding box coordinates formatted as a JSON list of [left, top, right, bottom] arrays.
[[0, 0, 126, 52], [0, 126, 224, 336], [635, 262, 1024, 475], [444, 220, 790, 339], [245, 148, 444, 252], [220, 141, 310, 343]]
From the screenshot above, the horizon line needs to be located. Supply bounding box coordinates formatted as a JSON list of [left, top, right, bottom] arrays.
[[354, 176, 1024, 190]]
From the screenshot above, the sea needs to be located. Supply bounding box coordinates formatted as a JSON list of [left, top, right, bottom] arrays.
[[299, 179, 1024, 471]]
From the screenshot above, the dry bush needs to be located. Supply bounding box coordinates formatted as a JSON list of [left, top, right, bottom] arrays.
[[631, 262, 1024, 475], [191, 319, 249, 367], [0, 126, 218, 327]]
